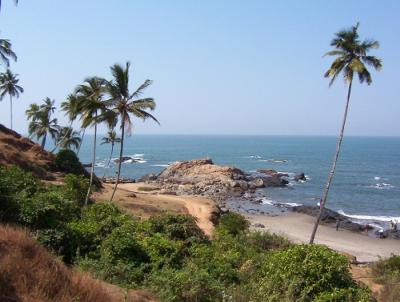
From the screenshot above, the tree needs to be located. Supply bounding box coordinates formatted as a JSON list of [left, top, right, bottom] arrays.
[[0, 38, 17, 67], [75, 77, 108, 205], [309, 23, 382, 244], [26, 98, 60, 148], [0, 69, 23, 129], [107, 62, 159, 202], [56, 126, 82, 150], [101, 130, 121, 171]]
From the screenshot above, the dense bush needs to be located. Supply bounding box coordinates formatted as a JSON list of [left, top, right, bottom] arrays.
[[55, 149, 84, 175], [216, 212, 250, 236], [251, 244, 373, 302], [148, 214, 208, 244], [63, 174, 90, 206], [0, 166, 40, 222]]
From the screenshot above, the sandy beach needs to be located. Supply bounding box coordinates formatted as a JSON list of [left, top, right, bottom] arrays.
[[246, 212, 400, 262]]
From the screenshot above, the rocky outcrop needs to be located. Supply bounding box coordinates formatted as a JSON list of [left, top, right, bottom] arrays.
[[148, 158, 264, 201], [256, 169, 289, 187], [294, 173, 306, 182]]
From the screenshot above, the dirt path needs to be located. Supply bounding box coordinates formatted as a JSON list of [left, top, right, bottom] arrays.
[[93, 183, 217, 237]]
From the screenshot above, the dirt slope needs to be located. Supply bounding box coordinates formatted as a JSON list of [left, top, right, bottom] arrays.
[[0, 124, 57, 179], [0, 225, 158, 302]]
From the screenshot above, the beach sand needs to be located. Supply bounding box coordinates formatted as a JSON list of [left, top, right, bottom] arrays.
[[246, 212, 400, 262]]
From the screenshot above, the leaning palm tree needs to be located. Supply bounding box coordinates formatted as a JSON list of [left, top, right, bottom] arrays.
[[101, 129, 121, 173], [75, 76, 108, 205], [0, 69, 23, 129], [309, 23, 382, 244], [108, 62, 159, 202], [56, 126, 82, 150], [26, 98, 60, 148], [0, 38, 17, 67]]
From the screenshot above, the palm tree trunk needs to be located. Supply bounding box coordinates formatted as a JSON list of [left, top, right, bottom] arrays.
[[309, 79, 353, 244], [77, 129, 85, 155], [9, 95, 12, 130], [41, 133, 47, 149], [110, 116, 125, 202], [85, 119, 97, 205], [102, 142, 114, 179]]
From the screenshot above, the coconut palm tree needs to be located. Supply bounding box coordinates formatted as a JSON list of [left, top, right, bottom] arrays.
[[56, 126, 82, 150], [0, 0, 19, 12], [75, 76, 108, 205], [0, 38, 17, 67], [101, 129, 121, 172], [26, 98, 60, 148], [0, 69, 23, 129], [108, 62, 159, 202], [309, 23, 382, 244]]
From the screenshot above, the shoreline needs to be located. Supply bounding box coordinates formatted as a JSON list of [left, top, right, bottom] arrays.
[[245, 211, 400, 262]]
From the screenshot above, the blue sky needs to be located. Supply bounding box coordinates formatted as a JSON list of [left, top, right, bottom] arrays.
[[0, 0, 399, 135]]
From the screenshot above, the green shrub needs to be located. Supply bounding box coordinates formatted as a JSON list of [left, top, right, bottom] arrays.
[[242, 230, 292, 251], [101, 221, 149, 264], [0, 166, 40, 222], [148, 264, 224, 302], [68, 203, 130, 259], [55, 149, 83, 175], [63, 174, 90, 206], [216, 212, 250, 236], [148, 214, 207, 243], [19, 191, 80, 229], [251, 244, 372, 302]]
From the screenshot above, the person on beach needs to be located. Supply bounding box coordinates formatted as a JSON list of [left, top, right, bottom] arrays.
[[335, 219, 340, 231]]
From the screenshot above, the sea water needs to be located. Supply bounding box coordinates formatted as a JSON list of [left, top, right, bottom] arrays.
[[77, 135, 400, 221]]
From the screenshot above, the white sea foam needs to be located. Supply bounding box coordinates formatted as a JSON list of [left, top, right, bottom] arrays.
[[261, 198, 302, 208], [374, 176, 381, 180], [151, 164, 169, 167], [338, 210, 400, 223], [258, 159, 288, 163], [368, 183, 395, 190]]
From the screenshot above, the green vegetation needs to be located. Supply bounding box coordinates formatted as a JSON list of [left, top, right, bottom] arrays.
[[310, 23, 382, 243], [372, 255, 400, 301], [55, 149, 85, 175], [0, 166, 375, 301]]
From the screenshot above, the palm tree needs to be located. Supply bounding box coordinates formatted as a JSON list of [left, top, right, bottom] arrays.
[[75, 76, 108, 205], [0, 38, 17, 67], [26, 98, 60, 148], [101, 129, 121, 173], [309, 23, 382, 244], [0, 0, 19, 11], [55, 126, 82, 150], [0, 69, 23, 129], [108, 62, 159, 202]]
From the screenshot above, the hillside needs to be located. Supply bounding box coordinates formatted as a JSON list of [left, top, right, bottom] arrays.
[[0, 124, 57, 179], [0, 225, 157, 302]]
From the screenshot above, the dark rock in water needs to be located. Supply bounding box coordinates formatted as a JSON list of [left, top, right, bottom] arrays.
[[138, 173, 158, 182], [114, 156, 137, 163], [256, 169, 289, 187], [294, 173, 306, 182], [253, 223, 265, 228]]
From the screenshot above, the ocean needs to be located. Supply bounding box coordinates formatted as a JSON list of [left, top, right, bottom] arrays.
[[77, 135, 400, 221]]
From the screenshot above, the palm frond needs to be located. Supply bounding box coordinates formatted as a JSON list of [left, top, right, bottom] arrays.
[[130, 80, 153, 99]]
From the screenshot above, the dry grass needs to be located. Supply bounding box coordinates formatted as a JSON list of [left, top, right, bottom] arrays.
[[0, 225, 158, 302]]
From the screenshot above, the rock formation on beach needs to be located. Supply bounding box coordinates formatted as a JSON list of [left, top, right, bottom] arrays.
[[143, 158, 289, 201]]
